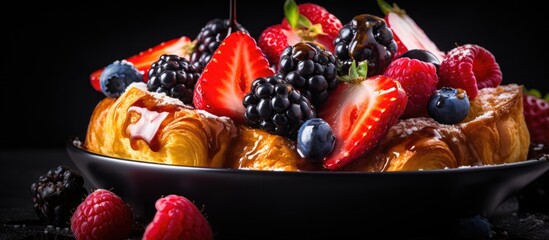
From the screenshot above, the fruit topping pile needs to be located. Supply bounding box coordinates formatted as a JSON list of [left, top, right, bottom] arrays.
[[88, 0, 548, 171]]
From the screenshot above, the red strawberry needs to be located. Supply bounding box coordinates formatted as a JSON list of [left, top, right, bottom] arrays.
[[70, 189, 133, 240], [193, 32, 275, 122], [258, 24, 299, 68], [523, 93, 549, 146], [319, 75, 408, 170], [438, 44, 502, 100], [378, 0, 445, 62], [143, 194, 212, 240], [384, 57, 438, 118], [258, 0, 342, 67], [90, 36, 192, 92]]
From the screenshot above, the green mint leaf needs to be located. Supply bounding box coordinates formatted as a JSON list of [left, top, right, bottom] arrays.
[[284, 0, 299, 29]]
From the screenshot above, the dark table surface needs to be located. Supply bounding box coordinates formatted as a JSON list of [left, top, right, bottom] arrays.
[[2, 149, 549, 240]]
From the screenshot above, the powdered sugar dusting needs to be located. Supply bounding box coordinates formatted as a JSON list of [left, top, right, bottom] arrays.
[[128, 82, 190, 108]]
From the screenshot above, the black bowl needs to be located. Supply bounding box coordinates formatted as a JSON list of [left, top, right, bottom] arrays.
[[66, 137, 549, 238]]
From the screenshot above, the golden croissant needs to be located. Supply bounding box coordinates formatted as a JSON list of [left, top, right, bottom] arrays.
[[85, 83, 237, 167]]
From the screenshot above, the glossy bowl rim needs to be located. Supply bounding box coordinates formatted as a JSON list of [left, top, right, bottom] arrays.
[[68, 136, 549, 176]]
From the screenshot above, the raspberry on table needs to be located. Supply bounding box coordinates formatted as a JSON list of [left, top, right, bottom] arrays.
[[384, 57, 438, 118], [70, 189, 133, 240], [438, 44, 502, 100], [31, 165, 88, 227], [143, 194, 213, 240]]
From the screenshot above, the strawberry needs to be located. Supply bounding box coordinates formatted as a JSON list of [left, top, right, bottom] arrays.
[[90, 36, 192, 92], [378, 0, 445, 62], [523, 91, 549, 146], [258, 0, 342, 67], [193, 32, 275, 122], [320, 62, 408, 170]]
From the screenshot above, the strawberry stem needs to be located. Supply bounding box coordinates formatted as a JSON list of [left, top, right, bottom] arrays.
[[377, 0, 406, 16], [284, 0, 299, 29], [524, 87, 549, 102], [337, 60, 369, 84]]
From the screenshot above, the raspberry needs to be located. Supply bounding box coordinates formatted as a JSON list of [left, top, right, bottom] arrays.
[[384, 57, 438, 118], [143, 195, 213, 240], [70, 189, 132, 240], [438, 44, 502, 100], [523, 94, 549, 146]]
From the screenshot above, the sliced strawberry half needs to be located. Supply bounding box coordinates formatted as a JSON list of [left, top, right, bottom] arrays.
[[90, 36, 192, 92], [319, 75, 408, 170], [378, 0, 445, 62], [193, 32, 275, 122]]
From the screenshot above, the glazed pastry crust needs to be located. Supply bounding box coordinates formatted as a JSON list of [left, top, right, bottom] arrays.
[[85, 83, 237, 167], [225, 126, 320, 171], [343, 84, 530, 172]]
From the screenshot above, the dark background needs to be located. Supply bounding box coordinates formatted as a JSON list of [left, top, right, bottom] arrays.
[[3, 0, 548, 149]]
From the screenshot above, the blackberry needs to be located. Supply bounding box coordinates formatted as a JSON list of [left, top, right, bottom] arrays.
[[277, 42, 338, 107], [190, 18, 247, 71], [243, 76, 316, 138], [334, 14, 397, 77], [30, 165, 88, 227], [147, 54, 200, 105]]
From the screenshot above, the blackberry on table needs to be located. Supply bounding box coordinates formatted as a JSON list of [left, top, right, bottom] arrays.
[[277, 42, 338, 107], [334, 14, 397, 77], [243, 76, 316, 138], [30, 165, 88, 227], [147, 54, 200, 105], [190, 18, 247, 72]]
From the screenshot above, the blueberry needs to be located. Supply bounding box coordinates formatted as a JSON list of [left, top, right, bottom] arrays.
[[399, 49, 440, 70], [453, 215, 492, 240], [297, 118, 336, 161], [428, 87, 470, 124], [99, 60, 143, 98]]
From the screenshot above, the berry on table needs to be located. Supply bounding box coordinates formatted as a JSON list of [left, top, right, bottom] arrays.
[[297, 118, 336, 161], [452, 215, 493, 239], [31, 165, 88, 227], [70, 189, 133, 240], [438, 44, 502, 100], [147, 54, 200, 105], [143, 194, 212, 240], [277, 42, 339, 107], [384, 57, 438, 118], [427, 87, 470, 124], [334, 14, 397, 77], [99, 60, 143, 98], [243, 76, 316, 139]]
